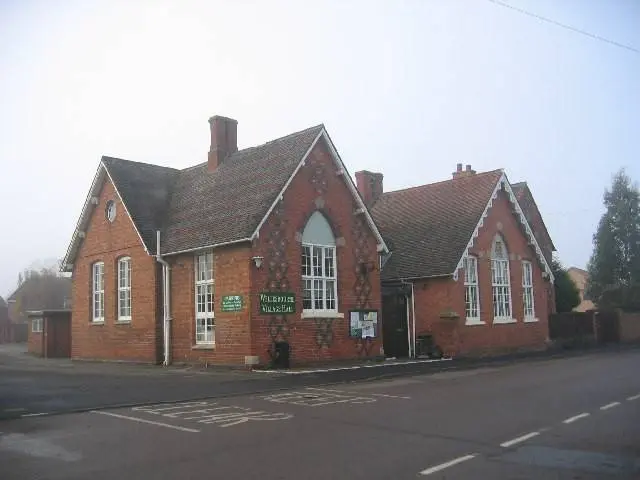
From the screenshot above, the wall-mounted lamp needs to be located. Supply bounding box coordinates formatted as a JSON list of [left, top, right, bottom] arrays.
[[252, 256, 264, 269]]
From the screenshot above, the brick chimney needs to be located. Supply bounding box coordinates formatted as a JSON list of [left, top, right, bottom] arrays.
[[208, 115, 238, 172], [452, 164, 476, 179], [355, 170, 384, 207]]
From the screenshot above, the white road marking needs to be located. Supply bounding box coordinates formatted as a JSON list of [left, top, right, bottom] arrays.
[[419, 454, 477, 476], [304, 387, 411, 400], [131, 401, 293, 428], [91, 410, 200, 433], [563, 413, 590, 424], [21, 412, 48, 418], [600, 402, 621, 411], [370, 393, 411, 400], [262, 390, 377, 407], [627, 393, 640, 401], [500, 431, 540, 448], [253, 357, 452, 374]]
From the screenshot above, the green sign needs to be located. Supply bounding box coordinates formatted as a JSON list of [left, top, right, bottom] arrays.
[[259, 292, 296, 314], [221, 295, 243, 312]]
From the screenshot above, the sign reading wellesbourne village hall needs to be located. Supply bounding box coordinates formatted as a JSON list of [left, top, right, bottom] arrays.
[[259, 292, 295, 314]]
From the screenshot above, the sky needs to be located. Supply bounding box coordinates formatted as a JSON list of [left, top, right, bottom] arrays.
[[0, 0, 638, 298]]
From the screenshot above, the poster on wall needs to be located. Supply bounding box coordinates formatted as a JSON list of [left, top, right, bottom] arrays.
[[349, 310, 379, 339]]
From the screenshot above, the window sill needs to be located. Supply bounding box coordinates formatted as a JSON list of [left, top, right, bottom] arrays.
[[115, 320, 132, 325], [524, 317, 539, 323], [465, 319, 485, 326], [301, 311, 345, 319], [493, 317, 517, 324], [90, 321, 105, 325], [192, 344, 215, 350]]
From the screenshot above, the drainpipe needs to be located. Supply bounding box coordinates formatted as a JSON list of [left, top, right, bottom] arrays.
[[411, 282, 416, 359], [156, 230, 171, 366], [400, 280, 414, 358]]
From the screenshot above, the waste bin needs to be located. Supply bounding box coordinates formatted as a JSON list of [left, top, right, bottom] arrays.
[[273, 341, 290, 369]]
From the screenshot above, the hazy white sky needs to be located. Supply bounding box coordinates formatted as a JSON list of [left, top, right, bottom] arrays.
[[1, 0, 638, 297]]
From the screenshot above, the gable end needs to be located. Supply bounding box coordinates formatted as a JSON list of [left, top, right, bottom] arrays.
[[452, 172, 554, 283], [61, 161, 149, 271], [250, 128, 389, 254]]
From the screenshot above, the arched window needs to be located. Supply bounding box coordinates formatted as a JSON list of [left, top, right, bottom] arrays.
[[301, 212, 337, 313], [117, 257, 132, 321], [195, 252, 214, 345], [522, 260, 536, 321], [92, 261, 104, 322], [463, 256, 481, 324], [491, 235, 513, 322]]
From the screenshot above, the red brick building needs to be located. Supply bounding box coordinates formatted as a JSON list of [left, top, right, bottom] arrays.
[[62, 116, 388, 366], [360, 164, 556, 358]]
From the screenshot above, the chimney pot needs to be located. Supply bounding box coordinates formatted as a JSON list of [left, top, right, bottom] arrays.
[[465, 164, 471, 172], [457, 163, 463, 172], [208, 115, 238, 172]]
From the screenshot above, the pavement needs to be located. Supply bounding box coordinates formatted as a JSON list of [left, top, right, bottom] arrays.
[[1, 344, 639, 479]]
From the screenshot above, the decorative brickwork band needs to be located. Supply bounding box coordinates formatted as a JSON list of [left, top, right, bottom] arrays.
[[265, 200, 291, 343]]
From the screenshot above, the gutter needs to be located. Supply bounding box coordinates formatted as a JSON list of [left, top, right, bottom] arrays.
[[156, 231, 171, 366]]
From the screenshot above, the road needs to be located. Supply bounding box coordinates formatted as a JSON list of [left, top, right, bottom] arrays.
[[1, 348, 639, 479]]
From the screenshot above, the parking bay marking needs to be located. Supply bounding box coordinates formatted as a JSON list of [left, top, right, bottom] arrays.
[[305, 387, 411, 400], [131, 401, 293, 428], [261, 387, 410, 407], [92, 411, 200, 433]]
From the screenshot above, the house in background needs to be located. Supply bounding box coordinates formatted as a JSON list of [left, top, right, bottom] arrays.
[[6, 275, 72, 343], [567, 267, 595, 312], [359, 164, 556, 358], [61, 115, 387, 367], [0, 297, 10, 343]]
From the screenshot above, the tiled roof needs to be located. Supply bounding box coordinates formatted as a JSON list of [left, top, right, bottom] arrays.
[[161, 124, 323, 253], [372, 170, 504, 281], [511, 181, 555, 265], [102, 125, 324, 255], [102, 158, 179, 254]]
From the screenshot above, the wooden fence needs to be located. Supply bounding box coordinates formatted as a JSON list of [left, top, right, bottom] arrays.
[[549, 309, 640, 346]]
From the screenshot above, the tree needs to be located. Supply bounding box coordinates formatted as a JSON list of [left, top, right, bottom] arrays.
[[552, 257, 581, 313], [587, 169, 640, 310]]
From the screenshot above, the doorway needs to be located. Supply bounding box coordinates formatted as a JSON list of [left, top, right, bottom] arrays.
[[382, 293, 409, 358]]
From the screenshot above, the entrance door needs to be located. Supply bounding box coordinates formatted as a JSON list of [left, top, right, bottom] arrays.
[[382, 293, 409, 358], [47, 317, 71, 358]]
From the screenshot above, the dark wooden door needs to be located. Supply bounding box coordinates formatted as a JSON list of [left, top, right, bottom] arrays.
[[382, 294, 409, 358], [48, 317, 71, 358]]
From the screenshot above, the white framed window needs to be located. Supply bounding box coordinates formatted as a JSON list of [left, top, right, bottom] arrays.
[[195, 252, 214, 344], [301, 212, 338, 315], [463, 256, 482, 324], [117, 257, 132, 321], [32, 317, 43, 333], [92, 262, 105, 322], [522, 260, 536, 321], [491, 236, 513, 323]]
